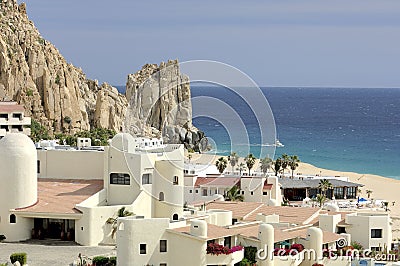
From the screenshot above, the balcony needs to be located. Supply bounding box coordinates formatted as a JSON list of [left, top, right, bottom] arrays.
[[206, 244, 244, 265], [206, 249, 244, 265]]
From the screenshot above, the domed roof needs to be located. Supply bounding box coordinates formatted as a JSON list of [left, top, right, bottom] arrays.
[[0, 133, 36, 156], [111, 133, 136, 152]]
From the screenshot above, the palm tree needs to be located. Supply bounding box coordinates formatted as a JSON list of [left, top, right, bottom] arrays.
[[225, 185, 244, 202], [366, 189, 373, 199], [281, 154, 289, 177], [245, 153, 256, 175], [260, 156, 273, 175], [316, 194, 327, 207], [106, 206, 134, 238], [228, 152, 239, 173], [318, 179, 333, 197], [273, 158, 282, 176], [288, 155, 300, 178], [237, 162, 246, 176], [215, 157, 228, 174]]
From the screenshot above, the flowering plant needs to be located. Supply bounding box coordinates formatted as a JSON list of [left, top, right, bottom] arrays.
[[206, 243, 243, 256]]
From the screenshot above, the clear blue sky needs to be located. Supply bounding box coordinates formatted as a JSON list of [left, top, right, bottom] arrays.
[[23, 0, 400, 87]]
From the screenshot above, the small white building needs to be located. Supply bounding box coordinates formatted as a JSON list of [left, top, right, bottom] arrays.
[[0, 102, 31, 138]]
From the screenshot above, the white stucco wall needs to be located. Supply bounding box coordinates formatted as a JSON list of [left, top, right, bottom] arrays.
[[37, 149, 104, 179], [0, 134, 37, 241], [346, 213, 391, 250], [117, 218, 171, 266]]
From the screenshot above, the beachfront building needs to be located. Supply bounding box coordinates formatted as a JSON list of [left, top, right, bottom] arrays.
[[116, 202, 348, 266], [318, 212, 392, 251], [184, 174, 283, 206], [0, 133, 184, 246], [184, 175, 240, 204], [279, 178, 363, 201], [0, 101, 31, 138]]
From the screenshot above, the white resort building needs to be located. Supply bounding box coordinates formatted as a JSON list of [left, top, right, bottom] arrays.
[[0, 102, 31, 138], [0, 132, 394, 265]]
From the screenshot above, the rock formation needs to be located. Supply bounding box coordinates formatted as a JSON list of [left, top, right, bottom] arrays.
[[125, 60, 207, 151], [0, 0, 127, 133], [0, 0, 207, 150]]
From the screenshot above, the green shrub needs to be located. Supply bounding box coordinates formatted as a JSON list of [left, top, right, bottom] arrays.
[[92, 256, 109, 266], [26, 89, 33, 97], [63, 116, 72, 124], [10, 253, 27, 265], [55, 74, 60, 85], [243, 246, 257, 264], [108, 257, 116, 266]]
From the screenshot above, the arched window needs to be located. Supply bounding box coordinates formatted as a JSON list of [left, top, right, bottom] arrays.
[[159, 192, 164, 201], [172, 214, 178, 221], [9, 214, 16, 224]]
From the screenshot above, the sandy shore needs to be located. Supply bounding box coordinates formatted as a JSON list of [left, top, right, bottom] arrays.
[[187, 152, 400, 240]]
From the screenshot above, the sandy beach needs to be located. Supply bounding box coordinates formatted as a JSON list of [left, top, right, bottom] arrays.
[[187, 152, 400, 240]]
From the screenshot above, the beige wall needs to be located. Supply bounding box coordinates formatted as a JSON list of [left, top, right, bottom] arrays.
[[37, 149, 104, 179]]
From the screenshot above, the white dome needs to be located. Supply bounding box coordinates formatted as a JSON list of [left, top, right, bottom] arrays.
[[0, 133, 37, 209], [111, 133, 136, 152]]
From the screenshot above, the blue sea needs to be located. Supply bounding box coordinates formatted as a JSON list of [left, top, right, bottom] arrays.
[[117, 86, 400, 179]]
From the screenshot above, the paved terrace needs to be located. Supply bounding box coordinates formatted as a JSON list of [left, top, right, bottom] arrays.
[[0, 241, 115, 265]]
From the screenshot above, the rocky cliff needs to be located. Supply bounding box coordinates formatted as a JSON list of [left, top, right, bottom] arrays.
[[0, 0, 206, 150], [125, 60, 207, 151], [0, 0, 127, 133]]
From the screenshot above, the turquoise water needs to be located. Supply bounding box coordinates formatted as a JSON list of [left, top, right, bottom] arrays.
[[190, 86, 400, 179]]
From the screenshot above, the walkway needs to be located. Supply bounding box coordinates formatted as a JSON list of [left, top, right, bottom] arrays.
[[0, 240, 115, 265]]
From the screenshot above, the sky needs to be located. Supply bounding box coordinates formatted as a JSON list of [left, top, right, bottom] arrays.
[[22, 0, 400, 88]]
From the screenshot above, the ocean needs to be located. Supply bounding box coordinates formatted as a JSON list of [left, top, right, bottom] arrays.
[[117, 86, 400, 179]]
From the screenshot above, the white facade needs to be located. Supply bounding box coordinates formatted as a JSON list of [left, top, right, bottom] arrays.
[[0, 102, 31, 137], [1, 133, 186, 246], [0, 134, 37, 241], [345, 213, 392, 251]]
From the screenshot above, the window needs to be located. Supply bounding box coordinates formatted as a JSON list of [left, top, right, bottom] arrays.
[[224, 236, 231, 248], [346, 187, 356, 198], [110, 173, 130, 185], [337, 227, 346, 234], [0, 113, 8, 120], [371, 229, 382, 238], [160, 264, 167, 266], [140, 244, 147, 254], [10, 214, 16, 224], [241, 191, 244, 195], [202, 189, 208, 196], [142, 173, 151, 184], [37, 160, 40, 174], [195, 189, 199, 194], [189, 189, 192, 193], [160, 240, 167, 252], [159, 192, 164, 201], [333, 187, 344, 199], [263, 191, 268, 195], [251, 191, 254, 195], [173, 176, 178, 185], [371, 247, 382, 252], [172, 214, 178, 221], [12, 113, 22, 119]]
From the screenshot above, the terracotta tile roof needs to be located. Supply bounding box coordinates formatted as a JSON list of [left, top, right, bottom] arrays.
[[263, 180, 273, 190], [172, 223, 234, 240], [194, 177, 216, 187], [236, 224, 342, 244], [173, 222, 342, 244], [244, 206, 321, 225], [14, 179, 103, 215], [0, 102, 25, 113], [206, 201, 264, 219]]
